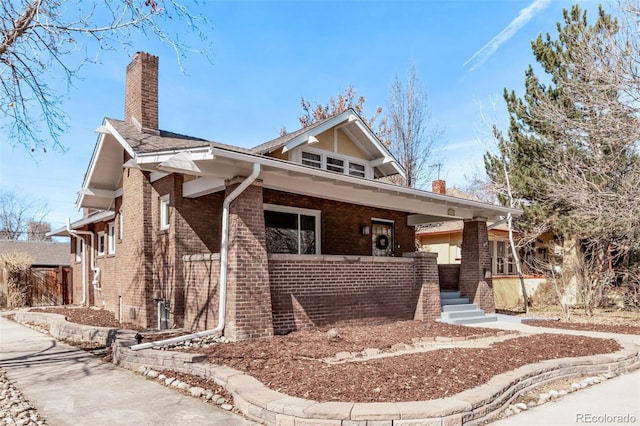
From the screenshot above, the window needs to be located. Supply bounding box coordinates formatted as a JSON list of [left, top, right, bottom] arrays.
[[264, 204, 320, 255], [301, 152, 321, 168], [160, 194, 170, 230], [108, 223, 116, 254], [300, 150, 369, 178], [75, 237, 83, 262], [326, 157, 345, 173], [97, 232, 106, 256], [492, 241, 515, 275], [348, 162, 366, 177], [119, 211, 124, 240]]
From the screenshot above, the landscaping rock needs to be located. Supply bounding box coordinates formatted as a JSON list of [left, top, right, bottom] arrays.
[[189, 387, 204, 398]]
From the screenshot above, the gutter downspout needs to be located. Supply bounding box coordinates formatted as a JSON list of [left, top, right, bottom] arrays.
[[67, 218, 99, 304], [132, 163, 261, 350]]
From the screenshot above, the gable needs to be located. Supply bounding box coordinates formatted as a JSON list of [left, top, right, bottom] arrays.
[[256, 109, 404, 179]]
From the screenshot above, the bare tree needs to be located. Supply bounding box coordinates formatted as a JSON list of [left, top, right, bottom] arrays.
[[0, 0, 211, 153], [386, 65, 443, 188], [472, 97, 529, 313], [0, 187, 49, 240], [286, 84, 387, 139]]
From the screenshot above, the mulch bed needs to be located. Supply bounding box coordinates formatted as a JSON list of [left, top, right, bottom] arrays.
[[20, 309, 628, 403], [181, 321, 622, 403]]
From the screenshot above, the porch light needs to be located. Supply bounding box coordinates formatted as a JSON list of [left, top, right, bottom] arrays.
[[360, 224, 370, 235]]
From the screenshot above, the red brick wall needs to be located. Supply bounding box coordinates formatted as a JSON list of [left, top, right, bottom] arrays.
[[125, 52, 159, 130], [183, 254, 221, 331], [117, 167, 155, 326], [409, 252, 441, 321], [224, 181, 273, 341], [268, 254, 417, 334], [438, 264, 460, 291], [263, 189, 415, 256], [460, 218, 495, 313]]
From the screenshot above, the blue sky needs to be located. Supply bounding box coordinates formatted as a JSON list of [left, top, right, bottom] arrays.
[[0, 0, 601, 232]]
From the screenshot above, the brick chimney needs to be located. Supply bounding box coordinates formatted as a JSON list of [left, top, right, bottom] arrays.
[[125, 51, 159, 132], [432, 179, 446, 195]]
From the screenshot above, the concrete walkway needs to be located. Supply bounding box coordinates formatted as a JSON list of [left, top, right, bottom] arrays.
[[470, 318, 640, 425], [492, 368, 640, 425], [0, 316, 256, 426]]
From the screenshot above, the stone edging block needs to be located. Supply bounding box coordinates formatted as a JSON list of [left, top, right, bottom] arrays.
[[14, 310, 120, 346]]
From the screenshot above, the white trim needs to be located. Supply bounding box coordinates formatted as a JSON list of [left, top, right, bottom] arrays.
[[150, 172, 170, 183], [160, 194, 170, 230], [264, 203, 321, 255], [371, 217, 395, 224]]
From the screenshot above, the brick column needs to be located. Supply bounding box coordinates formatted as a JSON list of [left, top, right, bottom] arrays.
[[459, 217, 495, 313], [405, 252, 441, 321], [223, 179, 274, 341]]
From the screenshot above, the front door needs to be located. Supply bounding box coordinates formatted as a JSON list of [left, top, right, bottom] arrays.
[[372, 221, 394, 256]]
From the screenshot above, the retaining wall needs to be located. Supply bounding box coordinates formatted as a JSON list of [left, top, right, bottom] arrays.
[[14, 310, 122, 346]]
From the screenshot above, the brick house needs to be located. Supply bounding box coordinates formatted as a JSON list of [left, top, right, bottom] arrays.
[[50, 52, 519, 340]]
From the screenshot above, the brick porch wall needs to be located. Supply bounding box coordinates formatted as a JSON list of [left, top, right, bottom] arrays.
[[268, 254, 419, 335], [224, 181, 274, 341], [438, 264, 460, 291], [459, 218, 495, 313]]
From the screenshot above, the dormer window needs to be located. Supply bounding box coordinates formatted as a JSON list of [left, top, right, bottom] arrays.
[[299, 149, 369, 179], [326, 157, 344, 173], [349, 162, 366, 178], [302, 152, 321, 168]]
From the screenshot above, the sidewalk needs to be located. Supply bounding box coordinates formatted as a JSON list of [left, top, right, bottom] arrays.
[[0, 316, 256, 426], [491, 368, 640, 425]]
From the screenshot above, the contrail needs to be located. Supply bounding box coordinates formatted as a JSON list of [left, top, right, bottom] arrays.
[[464, 0, 551, 71]]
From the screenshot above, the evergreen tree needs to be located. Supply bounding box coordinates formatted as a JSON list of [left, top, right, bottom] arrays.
[[485, 4, 640, 314]]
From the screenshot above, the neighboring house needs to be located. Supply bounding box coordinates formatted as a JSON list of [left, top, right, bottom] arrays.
[[0, 240, 71, 307], [416, 181, 555, 309], [49, 52, 518, 340]]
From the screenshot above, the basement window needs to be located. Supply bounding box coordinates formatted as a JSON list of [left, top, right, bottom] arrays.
[[264, 204, 320, 255]]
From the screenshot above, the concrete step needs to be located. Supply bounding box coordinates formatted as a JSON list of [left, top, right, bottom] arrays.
[[441, 303, 479, 312], [445, 315, 499, 325], [440, 291, 461, 299], [440, 309, 487, 320], [441, 297, 470, 305]]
